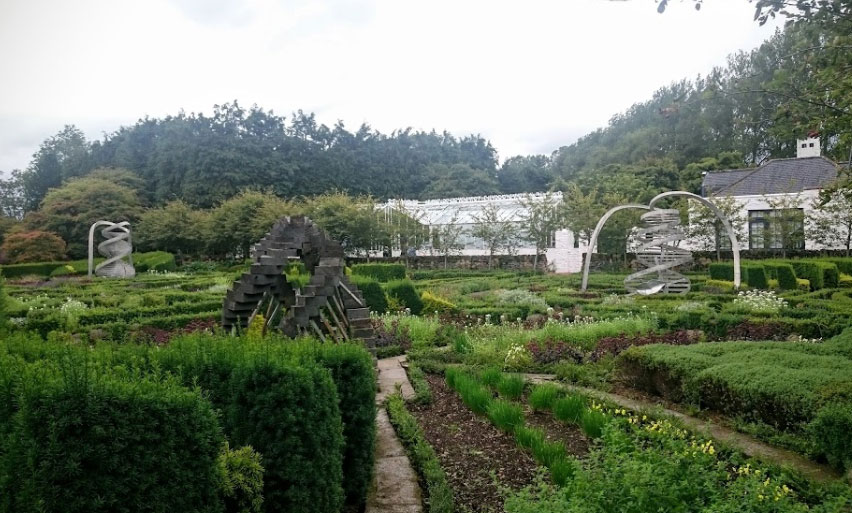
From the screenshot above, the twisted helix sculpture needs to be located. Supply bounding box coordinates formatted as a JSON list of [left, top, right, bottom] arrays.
[[624, 209, 692, 294], [580, 191, 741, 294], [88, 221, 135, 278]]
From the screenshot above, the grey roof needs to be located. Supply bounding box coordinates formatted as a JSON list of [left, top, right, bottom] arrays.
[[702, 156, 837, 196]]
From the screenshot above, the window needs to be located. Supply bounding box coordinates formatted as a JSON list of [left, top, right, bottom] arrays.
[[801, 143, 807, 148], [809, 142, 815, 147], [748, 209, 804, 250]]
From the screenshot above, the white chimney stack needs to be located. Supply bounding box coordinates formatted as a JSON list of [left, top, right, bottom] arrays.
[[797, 136, 820, 158]]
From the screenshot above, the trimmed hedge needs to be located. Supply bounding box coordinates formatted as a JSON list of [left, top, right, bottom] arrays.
[[790, 261, 823, 290], [0, 252, 176, 279], [351, 263, 405, 282], [0, 355, 225, 513], [351, 276, 388, 314], [708, 262, 734, 281], [764, 262, 797, 290], [134, 251, 177, 272], [742, 264, 768, 289], [385, 279, 423, 315], [421, 291, 459, 314]]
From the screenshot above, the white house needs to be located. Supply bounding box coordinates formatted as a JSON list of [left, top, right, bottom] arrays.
[[700, 137, 839, 251], [377, 192, 589, 272]]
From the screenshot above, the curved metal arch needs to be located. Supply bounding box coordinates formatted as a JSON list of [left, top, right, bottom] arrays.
[[579, 191, 741, 291]]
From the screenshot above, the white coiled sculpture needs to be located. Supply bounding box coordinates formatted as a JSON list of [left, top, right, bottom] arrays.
[[624, 209, 692, 294], [580, 191, 741, 295], [88, 221, 135, 278]]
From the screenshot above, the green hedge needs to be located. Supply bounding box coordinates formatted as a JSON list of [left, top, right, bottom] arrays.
[[0, 355, 225, 513], [351, 263, 405, 282], [790, 261, 823, 290], [764, 262, 797, 290], [708, 262, 734, 281], [385, 279, 424, 315], [157, 337, 346, 513], [742, 264, 768, 289], [0, 252, 176, 279], [351, 276, 388, 314]]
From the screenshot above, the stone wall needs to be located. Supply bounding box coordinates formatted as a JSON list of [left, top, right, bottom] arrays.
[[347, 254, 548, 271]]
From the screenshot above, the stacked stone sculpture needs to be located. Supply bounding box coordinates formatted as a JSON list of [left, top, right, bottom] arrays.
[[221, 216, 376, 346], [88, 221, 135, 278]]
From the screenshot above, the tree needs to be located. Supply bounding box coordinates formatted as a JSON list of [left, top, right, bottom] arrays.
[[560, 184, 607, 246], [20, 125, 91, 212], [470, 204, 518, 268], [136, 200, 212, 260], [421, 163, 500, 200], [1, 230, 66, 263], [0, 170, 25, 219], [303, 192, 389, 258], [809, 176, 852, 255], [383, 201, 430, 257], [520, 193, 564, 270], [431, 213, 465, 269], [207, 190, 296, 259], [497, 155, 553, 194], [31, 176, 143, 259], [687, 195, 747, 259]]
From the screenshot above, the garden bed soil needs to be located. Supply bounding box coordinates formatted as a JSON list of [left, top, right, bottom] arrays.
[[411, 375, 539, 513], [524, 411, 591, 458]]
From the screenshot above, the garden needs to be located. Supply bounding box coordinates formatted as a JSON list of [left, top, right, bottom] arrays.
[[1, 256, 852, 512]]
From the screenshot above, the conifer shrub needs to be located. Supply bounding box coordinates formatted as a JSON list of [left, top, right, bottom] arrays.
[[351, 263, 405, 282], [384, 279, 423, 315], [350, 276, 388, 313], [0, 357, 224, 513]]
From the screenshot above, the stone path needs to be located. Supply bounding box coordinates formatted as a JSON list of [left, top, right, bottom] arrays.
[[366, 356, 422, 513], [523, 374, 845, 484]]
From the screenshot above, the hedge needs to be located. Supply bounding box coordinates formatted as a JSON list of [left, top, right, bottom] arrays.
[[0, 252, 176, 279], [421, 291, 459, 314], [742, 264, 768, 289], [350, 276, 388, 313], [0, 355, 225, 513], [385, 279, 424, 315], [351, 263, 405, 282], [790, 261, 823, 290], [156, 337, 346, 513], [708, 262, 734, 281], [764, 262, 797, 290]]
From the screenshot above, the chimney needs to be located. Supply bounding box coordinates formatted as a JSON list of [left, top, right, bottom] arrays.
[[796, 135, 820, 158]]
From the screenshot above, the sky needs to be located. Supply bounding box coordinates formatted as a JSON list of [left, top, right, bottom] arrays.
[[0, 0, 782, 174]]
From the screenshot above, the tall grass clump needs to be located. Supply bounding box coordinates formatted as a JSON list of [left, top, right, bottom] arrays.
[[479, 366, 502, 388], [514, 426, 546, 451], [496, 373, 525, 400], [487, 399, 525, 432], [580, 409, 607, 438], [554, 394, 586, 424], [528, 384, 561, 412], [534, 440, 568, 468], [447, 370, 492, 415]]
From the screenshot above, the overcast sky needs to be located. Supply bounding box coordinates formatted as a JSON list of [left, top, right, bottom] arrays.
[[0, 0, 781, 174]]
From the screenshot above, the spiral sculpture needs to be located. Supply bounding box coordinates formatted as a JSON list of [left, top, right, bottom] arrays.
[[580, 191, 741, 294], [624, 209, 692, 294], [88, 221, 135, 278]]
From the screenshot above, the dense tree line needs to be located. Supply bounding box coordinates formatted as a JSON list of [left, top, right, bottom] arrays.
[[0, 1, 848, 261]]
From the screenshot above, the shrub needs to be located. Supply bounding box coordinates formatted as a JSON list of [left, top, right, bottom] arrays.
[[0, 365, 224, 513], [496, 373, 525, 400], [487, 399, 525, 432], [810, 402, 852, 472], [528, 384, 561, 412], [797, 278, 810, 291], [135, 251, 177, 272], [351, 263, 405, 282], [218, 444, 265, 513], [495, 289, 549, 314], [708, 262, 734, 281], [765, 263, 797, 290], [818, 262, 839, 289], [350, 276, 388, 314], [702, 279, 734, 294], [1, 230, 66, 263], [384, 279, 423, 315], [553, 394, 586, 424], [421, 291, 459, 314], [790, 261, 823, 290], [840, 273, 852, 288], [386, 393, 454, 513], [580, 409, 607, 438], [742, 264, 768, 289]]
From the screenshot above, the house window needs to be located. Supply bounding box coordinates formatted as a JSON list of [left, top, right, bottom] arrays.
[[748, 209, 805, 250]]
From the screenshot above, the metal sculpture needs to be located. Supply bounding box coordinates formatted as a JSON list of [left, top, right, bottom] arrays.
[[88, 221, 135, 278], [580, 191, 741, 293], [221, 216, 376, 346]]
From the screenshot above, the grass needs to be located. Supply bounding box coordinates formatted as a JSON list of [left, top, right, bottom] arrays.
[[447, 370, 492, 415], [486, 399, 525, 432], [496, 373, 525, 400], [580, 409, 607, 439], [528, 384, 561, 412], [479, 366, 502, 388], [553, 394, 586, 425]]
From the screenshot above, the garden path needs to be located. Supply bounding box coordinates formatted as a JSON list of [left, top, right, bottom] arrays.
[[366, 356, 422, 513], [523, 374, 845, 484]]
